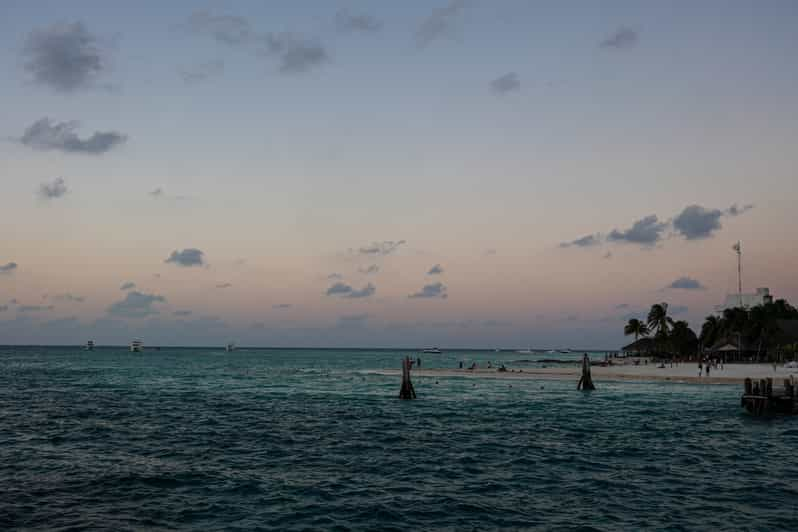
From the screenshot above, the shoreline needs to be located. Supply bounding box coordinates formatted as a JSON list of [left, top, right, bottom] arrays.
[[367, 363, 798, 386]]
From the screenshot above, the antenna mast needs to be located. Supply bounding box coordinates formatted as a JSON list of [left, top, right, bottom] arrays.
[[733, 241, 742, 307]]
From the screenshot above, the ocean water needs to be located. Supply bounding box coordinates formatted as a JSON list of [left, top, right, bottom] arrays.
[[2, 346, 797, 531]]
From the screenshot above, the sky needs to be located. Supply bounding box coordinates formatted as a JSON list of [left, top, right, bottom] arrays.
[[1, 0, 797, 348]]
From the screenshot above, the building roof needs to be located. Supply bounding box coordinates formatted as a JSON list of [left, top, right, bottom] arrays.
[[708, 337, 753, 352], [621, 337, 655, 352]]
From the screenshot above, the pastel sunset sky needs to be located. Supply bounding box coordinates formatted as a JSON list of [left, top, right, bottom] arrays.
[[2, 1, 797, 347]]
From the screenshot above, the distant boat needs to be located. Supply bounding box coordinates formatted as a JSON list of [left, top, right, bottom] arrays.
[[516, 348, 533, 354], [85, 340, 95, 351], [559, 349, 572, 354], [422, 347, 442, 354], [130, 340, 143, 353], [225, 342, 236, 352]]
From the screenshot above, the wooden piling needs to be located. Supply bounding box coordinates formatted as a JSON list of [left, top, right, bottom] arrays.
[[577, 353, 595, 391], [399, 356, 417, 399]]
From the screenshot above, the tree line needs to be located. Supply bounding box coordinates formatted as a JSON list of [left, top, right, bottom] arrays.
[[623, 299, 798, 360]]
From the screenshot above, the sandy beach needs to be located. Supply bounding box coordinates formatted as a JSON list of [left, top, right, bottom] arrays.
[[369, 363, 798, 385]]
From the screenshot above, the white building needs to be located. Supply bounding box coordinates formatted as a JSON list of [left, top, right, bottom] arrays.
[[715, 287, 773, 313]]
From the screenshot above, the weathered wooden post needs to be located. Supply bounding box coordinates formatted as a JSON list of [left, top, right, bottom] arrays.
[[577, 353, 596, 391], [399, 356, 417, 399]]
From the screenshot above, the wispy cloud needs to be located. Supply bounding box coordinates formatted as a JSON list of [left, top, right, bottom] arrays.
[[326, 282, 376, 298], [19, 118, 126, 155], [52, 293, 85, 303], [667, 277, 706, 290], [183, 11, 328, 75], [18, 304, 55, 312], [607, 215, 667, 246], [354, 240, 406, 256], [216, 282, 232, 289], [409, 282, 448, 299], [336, 10, 383, 33], [565, 203, 754, 249], [165, 248, 205, 267], [262, 33, 329, 74], [600, 27, 638, 49], [726, 203, 754, 217], [490, 72, 520, 94], [38, 178, 69, 200], [272, 303, 292, 310], [673, 205, 723, 240], [23, 22, 110, 92], [185, 11, 253, 45], [358, 264, 380, 275], [178, 60, 224, 84], [148, 187, 188, 201], [416, 0, 466, 47], [427, 264, 444, 275], [560, 234, 601, 248], [107, 291, 166, 318]]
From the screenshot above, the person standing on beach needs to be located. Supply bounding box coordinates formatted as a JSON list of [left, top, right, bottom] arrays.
[[706, 363, 710, 378], [698, 360, 703, 377]]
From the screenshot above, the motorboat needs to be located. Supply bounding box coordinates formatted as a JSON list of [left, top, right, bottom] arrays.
[[422, 347, 442, 354], [130, 340, 143, 352], [85, 340, 95, 351]]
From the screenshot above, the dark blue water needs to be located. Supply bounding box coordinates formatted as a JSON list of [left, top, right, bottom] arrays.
[[2, 346, 797, 530]]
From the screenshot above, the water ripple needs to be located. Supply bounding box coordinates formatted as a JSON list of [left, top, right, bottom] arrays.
[[2, 346, 798, 530]]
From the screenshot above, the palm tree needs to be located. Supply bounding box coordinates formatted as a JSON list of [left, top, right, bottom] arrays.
[[647, 303, 673, 337], [647, 303, 674, 354], [699, 315, 721, 351], [624, 318, 649, 343]]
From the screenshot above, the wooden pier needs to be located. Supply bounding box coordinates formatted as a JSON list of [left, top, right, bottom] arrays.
[[741, 376, 798, 416]]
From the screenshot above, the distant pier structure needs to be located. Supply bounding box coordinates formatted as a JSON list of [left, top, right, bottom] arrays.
[[742, 377, 798, 416]]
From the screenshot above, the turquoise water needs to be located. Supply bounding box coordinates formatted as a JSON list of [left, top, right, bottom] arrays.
[[2, 346, 797, 531]]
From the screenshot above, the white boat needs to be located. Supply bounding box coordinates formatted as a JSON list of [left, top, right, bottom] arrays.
[[516, 348, 533, 354], [85, 340, 95, 351], [422, 347, 442, 354], [225, 342, 236, 352], [130, 340, 143, 352]]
